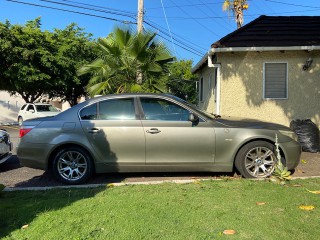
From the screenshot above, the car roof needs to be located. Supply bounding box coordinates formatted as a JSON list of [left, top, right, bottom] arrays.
[[87, 93, 175, 102]]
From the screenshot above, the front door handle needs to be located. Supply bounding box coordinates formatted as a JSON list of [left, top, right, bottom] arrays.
[[146, 128, 161, 134], [87, 128, 101, 133]]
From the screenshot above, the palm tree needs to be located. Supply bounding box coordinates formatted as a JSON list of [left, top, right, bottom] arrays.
[[223, 0, 249, 29], [77, 26, 174, 96]]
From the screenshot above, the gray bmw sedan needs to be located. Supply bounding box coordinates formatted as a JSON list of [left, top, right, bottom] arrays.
[[17, 94, 301, 184]]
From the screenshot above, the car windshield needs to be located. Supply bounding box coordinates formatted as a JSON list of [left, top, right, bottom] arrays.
[[35, 105, 59, 112]]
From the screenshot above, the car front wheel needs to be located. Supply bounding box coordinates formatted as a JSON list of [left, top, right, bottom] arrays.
[[235, 141, 278, 178], [52, 147, 94, 184]]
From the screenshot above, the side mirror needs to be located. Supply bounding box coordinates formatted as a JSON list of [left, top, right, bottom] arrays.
[[188, 113, 199, 123]]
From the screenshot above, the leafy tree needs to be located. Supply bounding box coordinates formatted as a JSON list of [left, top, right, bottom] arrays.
[[0, 18, 96, 105], [77, 26, 174, 96], [223, 0, 249, 29], [167, 60, 198, 104]]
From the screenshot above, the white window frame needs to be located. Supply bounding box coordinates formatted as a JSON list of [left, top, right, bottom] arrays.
[[263, 62, 288, 100], [199, 77, 204, 102]]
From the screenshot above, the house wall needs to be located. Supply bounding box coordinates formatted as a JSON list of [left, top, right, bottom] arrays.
[[200, 50, 320, 127]]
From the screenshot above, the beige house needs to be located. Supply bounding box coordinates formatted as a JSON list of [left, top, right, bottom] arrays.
[[192, 16, 320, 127]]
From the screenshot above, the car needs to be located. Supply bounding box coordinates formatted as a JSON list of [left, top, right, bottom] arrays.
[[17, 93, 301, 184], [0, 129, 12, 165], [17, 103, 60, 126]]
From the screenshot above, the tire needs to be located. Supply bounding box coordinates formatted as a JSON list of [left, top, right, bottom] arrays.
[[235, 141, 277, 178], [52, 146, 94, 184], [18, 116, 23, 126]]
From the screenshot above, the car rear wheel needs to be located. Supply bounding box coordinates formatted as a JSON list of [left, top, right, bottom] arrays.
[[18, 116, 23, 126], [235, 141, 277, 178], [52, 147, 93, 184]]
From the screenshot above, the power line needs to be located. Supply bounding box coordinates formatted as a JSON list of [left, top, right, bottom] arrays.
[[144, 21, 204, 56], [60, 0, 135, 15], [5, 0, 204, 58], [6, 0, 136, 24], [190, 0, 234, 31], [264, 0, 320, 9], [145, 18, 208, 52], [39, 0, 136, 19], [160, 0, 177, 57], [167, 0, 220, 38], [147, 1, 226, 10]]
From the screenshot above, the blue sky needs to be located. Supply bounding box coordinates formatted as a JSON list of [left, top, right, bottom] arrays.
[[1, 0, 320, 64]]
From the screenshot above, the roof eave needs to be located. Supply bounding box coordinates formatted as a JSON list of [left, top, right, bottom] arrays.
[[210, 45, 320, 53], [191, 52, 208, 73]]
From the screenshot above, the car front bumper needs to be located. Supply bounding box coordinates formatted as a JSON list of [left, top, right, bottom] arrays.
[[280, 140, 302, 170]]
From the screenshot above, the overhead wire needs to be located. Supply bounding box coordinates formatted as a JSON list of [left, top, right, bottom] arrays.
[[189, 0, 234, 31], [144, 18, 208, 52], [143, 21, 204, 57], [160, 0, 177, 57], [264, 0, 320, 9], [5, 0, 136, 24], [5, 0, 205, 58], [60, 0, 135, 15], [39, 0, 136, 19], [167, 0, 221, 38]]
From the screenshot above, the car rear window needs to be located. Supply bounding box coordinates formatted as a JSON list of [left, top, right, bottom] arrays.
[[36, 105, 59, 112], [99, 98, 135, 120], [80, 103, 97, 120]]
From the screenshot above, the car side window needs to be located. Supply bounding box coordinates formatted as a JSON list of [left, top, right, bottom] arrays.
[[26, 105, 35, 112], [99, 98, 135, 120], [140, 98, 190, 121], [80, 103, 97, 120]]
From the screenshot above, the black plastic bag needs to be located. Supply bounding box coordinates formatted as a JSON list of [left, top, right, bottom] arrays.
[[290, 119, 320, 153]]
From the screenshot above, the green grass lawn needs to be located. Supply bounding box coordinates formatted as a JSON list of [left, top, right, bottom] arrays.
[[1, 178, 320, 240]]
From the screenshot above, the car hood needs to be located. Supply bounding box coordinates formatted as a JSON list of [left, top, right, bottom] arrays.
[[213, 116, 291, 131]]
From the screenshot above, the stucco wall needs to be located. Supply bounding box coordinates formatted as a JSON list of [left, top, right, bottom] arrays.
[[202, 50, 320, 127], [198, 66, 216, 114]]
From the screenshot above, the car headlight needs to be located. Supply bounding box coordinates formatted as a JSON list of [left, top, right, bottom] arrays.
[[279, 130, 298, 141]]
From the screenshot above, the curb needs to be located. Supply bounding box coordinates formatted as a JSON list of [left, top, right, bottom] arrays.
[[0, 122, 18, 126], [3, 179, 209, 191], [3, 176, 320, 191]]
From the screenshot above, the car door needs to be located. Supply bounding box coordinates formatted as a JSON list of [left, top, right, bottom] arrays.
[[24, 104, 36, 120], [80, 98, 145, 168], [139, 97, 216, 169]]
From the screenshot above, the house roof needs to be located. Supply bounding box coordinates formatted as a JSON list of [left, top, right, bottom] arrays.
[[192, 15, 320, 73], [212, 15, 320, 48]]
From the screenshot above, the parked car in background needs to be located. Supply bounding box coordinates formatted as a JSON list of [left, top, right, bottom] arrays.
[[18, 103, 60, 126], [0, 129, 12, 164], [17, 93, 301, 185]]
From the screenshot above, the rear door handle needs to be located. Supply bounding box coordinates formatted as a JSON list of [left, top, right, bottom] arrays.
[[87, 128, 101, 133], [146, 128, 161, 134]]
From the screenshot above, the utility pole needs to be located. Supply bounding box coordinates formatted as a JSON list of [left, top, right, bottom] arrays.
[[137, 0, 144, 33], [136, 0, 144, 84]]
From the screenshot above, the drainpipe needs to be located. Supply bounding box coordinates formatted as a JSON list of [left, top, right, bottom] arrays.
[[208, 55, 221, 115]]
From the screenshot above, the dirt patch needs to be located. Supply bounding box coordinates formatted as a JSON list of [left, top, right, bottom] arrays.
[[292, 152, 320, 177]]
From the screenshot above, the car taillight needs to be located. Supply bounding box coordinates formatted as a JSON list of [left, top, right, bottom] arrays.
[[19, 128, 32, 138]]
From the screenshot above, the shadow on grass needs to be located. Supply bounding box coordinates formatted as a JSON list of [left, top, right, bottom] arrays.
[[0, 186, 106, 238]]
